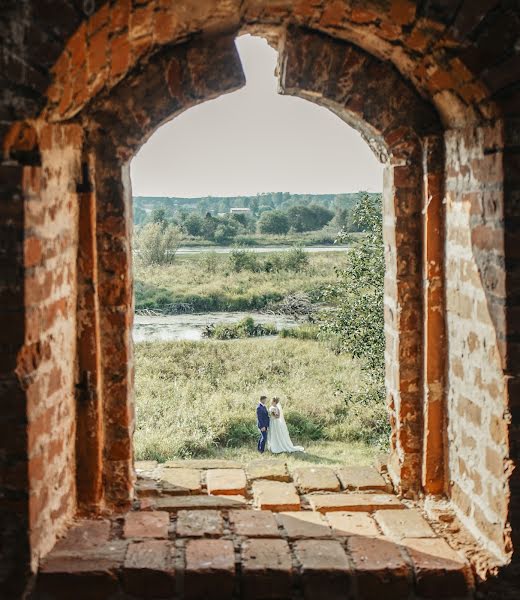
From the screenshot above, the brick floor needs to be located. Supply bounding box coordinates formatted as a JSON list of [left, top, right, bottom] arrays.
[[160, 468, 202, 495], [34, 463, 475, 599], [246, 459, 290, 482]]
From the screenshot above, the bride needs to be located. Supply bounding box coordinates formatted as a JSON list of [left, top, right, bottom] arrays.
[[267, 398, 304, 453]]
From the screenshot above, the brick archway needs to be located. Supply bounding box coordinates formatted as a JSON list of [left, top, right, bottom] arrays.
[[1, 1, 519, 595], [69, 26, 445, 512]]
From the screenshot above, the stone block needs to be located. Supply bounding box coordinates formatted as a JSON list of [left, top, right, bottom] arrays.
[[325, 511, 381, 537], [402, 537, 471, 598], [176, 510, 224, 537], [206, 468, 247, 495], [293, 467, 340, 493], [308, 493, 403, 513], [241, 539, 293, 599], [135, 460, 158, 471], [38, 541, 128, 600], [229, 510, 280, 538], [123, 511, 170, 539], [348, 536, 410, 599], [185, 539, 235, 600], [246, 459, 290, 482], [336, 466, 389, 491], [155, 494, 247, 512], [293, 540, 351, 600], [276, 511, 331, 539], [253, 480, 300, 512], [160, 468, 201, 495], [374, 509, 436, 539], [122, 540, 175, 598], [52, 519, 111, 552]]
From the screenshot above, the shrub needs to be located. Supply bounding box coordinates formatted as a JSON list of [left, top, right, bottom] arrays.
[[135, 222, 182, 266], [229, 248, 260, 272], [203, 317, 277, 340], [258, 210, 290, 234]]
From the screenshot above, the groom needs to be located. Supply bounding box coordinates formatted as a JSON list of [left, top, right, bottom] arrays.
[[256, 395, 269, 453]]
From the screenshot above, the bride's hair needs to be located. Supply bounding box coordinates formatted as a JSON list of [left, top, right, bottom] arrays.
[[272, 397, 280, 404]]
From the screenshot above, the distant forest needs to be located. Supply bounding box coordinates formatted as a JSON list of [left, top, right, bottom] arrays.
[[133, 192, 379, 242]]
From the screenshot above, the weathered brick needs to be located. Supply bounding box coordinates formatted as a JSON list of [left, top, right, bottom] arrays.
[[160, 468, 202, 495], [154, 495, 246, 512], [185, 539, 235, 600], [229, 510, 280, 538], [308, 493, 403, 513], [123, 511, 169, 539], [336, 466, 389, 491], [325, 511, 381, 538], [246, 459, 290, 482], [122, 540, 175, 598], [176, 510, 224, 537], [206, 468, 247, 496], [241, 539, 293, 600], [349, 537, 410, 599], [276, 511, 331, 539], [293, 540, 351, 600], [253, 480, 300, 512], [403, 537, 471, 597], [293, 467, 340, 493], [374, 509, 436, 539]]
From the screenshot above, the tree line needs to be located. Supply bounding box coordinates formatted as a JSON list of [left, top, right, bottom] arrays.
[[134, 191, 379, 242]]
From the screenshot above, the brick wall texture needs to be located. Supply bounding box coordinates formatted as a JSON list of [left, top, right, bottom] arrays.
[[0, 0, 518, 596]]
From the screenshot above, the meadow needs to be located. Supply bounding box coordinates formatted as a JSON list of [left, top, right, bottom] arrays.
[[134, 337, 389, 464], [134, 250, 346, 311]]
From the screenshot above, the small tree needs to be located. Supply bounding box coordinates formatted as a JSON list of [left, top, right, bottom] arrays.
[[258, 210, 289, 234], [321, 192, 384, 374], [135, 222, 182, 266]]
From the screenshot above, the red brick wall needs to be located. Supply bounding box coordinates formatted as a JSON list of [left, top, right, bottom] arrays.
[[445, 122, 511, 561]]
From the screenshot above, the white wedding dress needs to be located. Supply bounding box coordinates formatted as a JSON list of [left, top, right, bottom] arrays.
[[267, 404, 304, 453]]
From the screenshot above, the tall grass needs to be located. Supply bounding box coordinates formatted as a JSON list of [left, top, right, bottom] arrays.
[[134, 337, 389, 462], [134, 251, 346, 311]]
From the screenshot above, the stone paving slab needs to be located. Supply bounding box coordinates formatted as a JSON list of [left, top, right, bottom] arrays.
[[122, 540, 175, 598], [229, 510, 281, 538], [135, 460, 159, 471], [375, 508, 436, 539], [253, 480, 300, 512], [325, 511, 381, 538], [176, 510, 224, 537], [293, 467, 341, 493], [241, 539, 293, 599], [348, 536, 410, 598], [52, 519, 111, 552], [185, 539, 235, 600], [307, 492, 403, 513], [164, 459, 242, 469], [123, 511, 170, 539], [206, 468, 247, 495], [276, 511, 331, 539], [336, 466, 389, 491], [135, 478, 161, 497], [246, 459, 290, 482], [402, 537, 471, 598], [154, 494, 247, 512], [293, 540, 351, 600], [160, 468, 202, 495]]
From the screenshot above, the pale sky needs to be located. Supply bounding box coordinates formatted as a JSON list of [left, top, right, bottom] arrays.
[[131, 35, 383, 197]]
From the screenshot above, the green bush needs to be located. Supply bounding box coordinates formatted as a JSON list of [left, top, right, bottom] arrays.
[[134, 222, 182, 266], [229, 248, 261, 272], [203, 317, 277, 340]]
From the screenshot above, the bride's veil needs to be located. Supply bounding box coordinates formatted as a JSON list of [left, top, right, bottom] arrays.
[[277, 402, 286, 425]]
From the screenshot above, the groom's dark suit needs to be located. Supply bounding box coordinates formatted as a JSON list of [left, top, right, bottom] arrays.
[[256, 403, 270, 453]]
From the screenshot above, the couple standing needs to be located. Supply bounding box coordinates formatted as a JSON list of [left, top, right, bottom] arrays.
[[256, 395, 304, 454]]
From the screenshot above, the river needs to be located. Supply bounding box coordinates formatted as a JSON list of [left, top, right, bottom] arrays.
[[133, 312, 300, 343]]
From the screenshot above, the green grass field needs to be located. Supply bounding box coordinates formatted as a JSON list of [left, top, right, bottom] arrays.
[[134, 337, 389, 464], [134, 250, 347, 311]]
